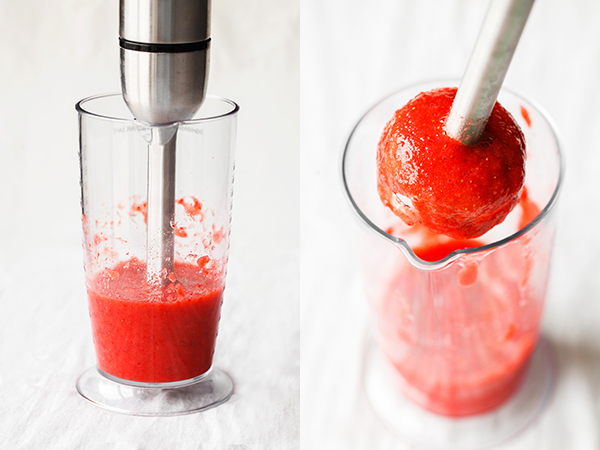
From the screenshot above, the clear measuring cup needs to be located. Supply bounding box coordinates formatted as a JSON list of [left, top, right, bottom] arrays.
[[76, 93, 238, 416], [343, 81, 563, 447]]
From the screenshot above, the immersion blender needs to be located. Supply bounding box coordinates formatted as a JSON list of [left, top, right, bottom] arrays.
[[445, 0, 535, 145], [119, 0, 211, 281]]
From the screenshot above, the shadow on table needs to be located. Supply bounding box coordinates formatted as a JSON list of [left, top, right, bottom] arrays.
[[543, 335, 600, 414], [545, 332, 600, 391]]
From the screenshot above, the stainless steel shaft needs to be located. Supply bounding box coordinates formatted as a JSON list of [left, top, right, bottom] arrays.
[[445, 0, 535, 145], [146, 134, 177, 280]]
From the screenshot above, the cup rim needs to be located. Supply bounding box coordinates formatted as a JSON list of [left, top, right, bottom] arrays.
[[341, 80, 565, 270], [76, 93, 239, 125]]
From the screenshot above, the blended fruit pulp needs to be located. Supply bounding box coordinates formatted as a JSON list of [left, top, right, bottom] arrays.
[[376, 227, 542, 417], [87, 258, 223, 384], [377, 87, 526, 239], [374, 90, 542, 416]]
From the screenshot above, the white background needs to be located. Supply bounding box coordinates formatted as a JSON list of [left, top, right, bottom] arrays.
[[302, 0, 600, 449], [0, 0, 299, 448], [2, 0, 600, 448]]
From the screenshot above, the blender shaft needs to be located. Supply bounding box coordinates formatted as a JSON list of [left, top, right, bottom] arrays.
[[146, 134, 177, 280]]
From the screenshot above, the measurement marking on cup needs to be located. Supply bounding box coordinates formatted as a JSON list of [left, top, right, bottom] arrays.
[[113, 125, 137, 134], [180, 126, 204, 135]]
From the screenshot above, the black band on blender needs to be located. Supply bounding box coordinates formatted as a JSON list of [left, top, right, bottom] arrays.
[[119, 38, 211, 53]]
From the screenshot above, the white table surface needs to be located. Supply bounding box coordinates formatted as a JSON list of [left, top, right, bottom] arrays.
[[302, 0, 600, 449], [0, 0, 299, 448]]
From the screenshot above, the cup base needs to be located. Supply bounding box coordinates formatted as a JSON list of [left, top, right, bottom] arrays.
[[364, 336, 554, 450], [76, 366, 233, 416]]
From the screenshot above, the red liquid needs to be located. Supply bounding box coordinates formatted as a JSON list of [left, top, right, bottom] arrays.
[[374, 88, 539, 415], [376, 233, 542, 417], [414, 237, 483, 263], [87, 259, 223, 383]]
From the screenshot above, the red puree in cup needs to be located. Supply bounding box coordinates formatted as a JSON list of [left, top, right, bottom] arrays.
[[85, 197, 225, 384], [87, 259, 223, 383], [377, 245, 542, 417], [375, 87, 539, 416], [377, 87, 526, 240]]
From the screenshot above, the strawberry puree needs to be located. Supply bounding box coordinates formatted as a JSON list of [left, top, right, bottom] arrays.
[[413, 239, 482, 262], [87, 258, 224, 384], [375, 190, 545, 416], [377, 87, 526, 239], [377, 254, 540, 416]]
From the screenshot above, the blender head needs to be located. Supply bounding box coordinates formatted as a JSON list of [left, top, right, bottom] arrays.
[[120, 0, 211, 125]]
